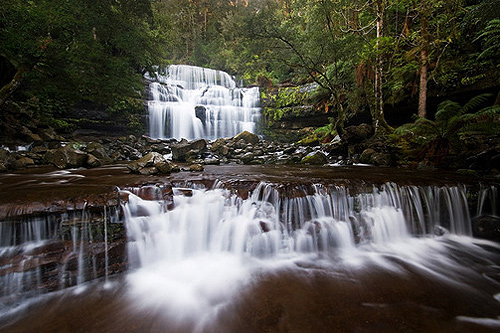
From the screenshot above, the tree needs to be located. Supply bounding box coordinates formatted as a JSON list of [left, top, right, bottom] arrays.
[[0, 0, 159, 108]]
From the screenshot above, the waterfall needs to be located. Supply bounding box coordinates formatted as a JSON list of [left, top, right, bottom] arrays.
[[123, 182, 477, 265], [146, 65, 260, 140]]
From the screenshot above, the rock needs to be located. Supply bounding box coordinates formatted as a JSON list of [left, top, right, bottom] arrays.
[[127, 152, 163, 171], [171, 139, 207, 161], [240, 152, 255, 164], [38, 127, 58, 141], [371, 152, 392, 167], [360, 149, 375, 164], [203, 158, 221, 165], [155, 160, 175, 174], [16, 157, 35, 167], [195, 105, 206, 124], [341, 124, 373, 144], [21, 126, 43, 143], [472, 215, 500, 241], [233, 131, 259, 145], [301, 151, 327, 165], [139, 167, 158, 175], [86, 154, 102, 168], [44, 146, 88, 169], [211, 138, 229, 152], [189, 163, 204, 172], [127, 152, 178, 174]]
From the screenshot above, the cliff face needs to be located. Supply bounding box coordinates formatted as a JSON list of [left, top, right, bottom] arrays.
[[261, 83, 335, 142]]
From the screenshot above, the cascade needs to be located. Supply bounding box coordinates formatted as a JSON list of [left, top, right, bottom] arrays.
[[146, 65, 260, 140], [0, 208, 124, 306], [124, 182, 478, 266], [1, 178, 499, 331]]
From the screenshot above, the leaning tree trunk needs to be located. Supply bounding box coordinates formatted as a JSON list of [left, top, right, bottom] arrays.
[[0, 64, 30, 108]]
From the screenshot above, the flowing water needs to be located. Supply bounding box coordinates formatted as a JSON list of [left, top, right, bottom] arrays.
[[146, 65, 260, 140], [1, 172, 499, 332]]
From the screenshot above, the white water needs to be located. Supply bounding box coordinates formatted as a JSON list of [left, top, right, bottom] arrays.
[[146, 65, 260, 140], [122, 182, 499, 328]]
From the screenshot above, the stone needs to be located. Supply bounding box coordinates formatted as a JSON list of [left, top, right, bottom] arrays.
[[472, 215, 500, 242], [301, 151, 327, 165], [127, 152, 163, 172], [155, 161, 173, 174], [86, 154, 102, 168], [139, 167, 158, 175], [211, 138, 229, 152], [360, 149, 376, 164], [44, 146, 88, 169], [189, 163, 204, 172], [195, 105, 206, 124], [16, 157, 35, 167], [203, 158, 221, 165], [341, 124, 373, 144], [371, 152, 392, 167], [171, 139, 207, 161], [240, 152, 255, 164], [233, 131, 259, 145]]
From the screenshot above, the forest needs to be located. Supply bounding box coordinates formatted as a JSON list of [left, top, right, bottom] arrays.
[[1, 0, 499, 171]]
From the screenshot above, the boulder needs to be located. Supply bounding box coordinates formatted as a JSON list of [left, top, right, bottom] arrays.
[[127, 152, 178, 175], [233, 131, 259, 145], [16, 157, 35, 167], [86, 154, 102, 168], [301, 151, 327, 165], [472, 215, 500, 242], [240, 152, 255, 164], [341, 124, 373, 144], [171, 139, 207, 161], [127, 152, 163, 171], [189, 163, 204, 172], [195, 105, 207, 124], [44, 146, 88, 169]]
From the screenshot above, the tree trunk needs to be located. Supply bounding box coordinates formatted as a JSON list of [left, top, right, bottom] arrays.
[[0, 64, 30, 108], [372, 0, 391, 134], [418, 0, 429, 118]]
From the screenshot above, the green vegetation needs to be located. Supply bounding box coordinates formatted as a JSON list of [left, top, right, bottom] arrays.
[[1, 0, 499, 164]]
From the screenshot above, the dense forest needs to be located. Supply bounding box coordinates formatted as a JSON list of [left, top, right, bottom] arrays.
[[1, 0, 499, 171]]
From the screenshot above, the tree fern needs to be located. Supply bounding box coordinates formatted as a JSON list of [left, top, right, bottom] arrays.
[[476, 18, 500, 59]]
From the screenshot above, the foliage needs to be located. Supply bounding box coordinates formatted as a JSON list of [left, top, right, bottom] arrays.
[[393, 93, 500, 166]]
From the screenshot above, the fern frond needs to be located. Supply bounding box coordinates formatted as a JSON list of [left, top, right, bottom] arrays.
[[461, 93, 493, 114], [435, 100, 461, 122], [476, 105, 500, 117]]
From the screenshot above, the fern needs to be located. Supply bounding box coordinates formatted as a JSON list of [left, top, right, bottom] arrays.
[[460, 93, 493, 114], [476, 19, 500, 59]]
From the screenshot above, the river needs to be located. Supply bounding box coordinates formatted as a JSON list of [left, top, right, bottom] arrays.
[[0, 164, 499, 332]]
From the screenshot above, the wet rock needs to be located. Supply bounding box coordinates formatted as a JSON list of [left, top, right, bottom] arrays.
[[371, 152, 392, 167], [189, 163, 204, 172], [341, 124, 373, 144], [301, 151, 327, 165], [195, 105, 207, 124], [86, 154, 102, 168], [171, 139, 207, 161], [241, 152, 255, 164], [472, 215, 500, 241], [44, 146, 88, 169], [21, 126, 43, 142], [233, 131, 259, 145], [16, 156, 35, 167], [360, 149, 375, 164], [203, 157, 221, 165], [139, 167, 158, 175], [156, 160, 175, 174], [127, 152, 178, 175]]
